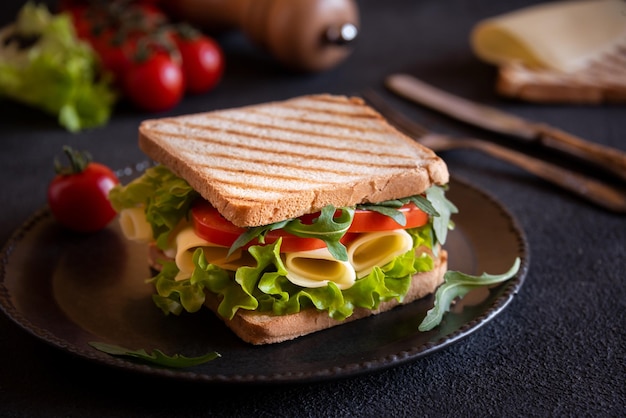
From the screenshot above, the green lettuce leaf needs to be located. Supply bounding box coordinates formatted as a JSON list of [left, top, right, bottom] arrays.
[[0, 3, 116, 131], [108, 165, 199, 249], [152, 225, 436, 321], [418, 257, 521, 331]]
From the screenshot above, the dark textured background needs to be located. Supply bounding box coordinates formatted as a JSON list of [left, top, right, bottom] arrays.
[[1, 0, 625, 416]]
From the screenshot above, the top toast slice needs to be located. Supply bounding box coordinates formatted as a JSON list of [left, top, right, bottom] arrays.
[[138, 94, 449, 227]]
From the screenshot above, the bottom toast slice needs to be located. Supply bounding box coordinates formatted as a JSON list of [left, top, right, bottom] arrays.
[[203, 249, 448, 345]]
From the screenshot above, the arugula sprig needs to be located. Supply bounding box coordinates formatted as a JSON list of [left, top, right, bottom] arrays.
[[418, 257, 521, 331], [228, 206, 355, 261], [89, 342, 220, 368], [426, 185, 458, 246], [357, 194, 439, 225], [283, 206, 354, 260], [357, 186, 458, 246], [227, 186, 455, 262]]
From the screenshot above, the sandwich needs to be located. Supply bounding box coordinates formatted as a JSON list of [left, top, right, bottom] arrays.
[[108, 94, 458, 345]]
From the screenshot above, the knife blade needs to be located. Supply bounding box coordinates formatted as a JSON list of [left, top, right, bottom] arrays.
[[385, 73, 626, 182]]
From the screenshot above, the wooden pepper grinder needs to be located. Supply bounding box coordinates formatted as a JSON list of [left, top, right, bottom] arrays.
[[166, 0, 360, 72]]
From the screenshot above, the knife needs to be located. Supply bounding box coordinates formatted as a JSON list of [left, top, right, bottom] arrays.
[[385, 73, 626, 182]]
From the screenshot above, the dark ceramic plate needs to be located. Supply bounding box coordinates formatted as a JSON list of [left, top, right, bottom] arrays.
[[0, 176, 528, 384]]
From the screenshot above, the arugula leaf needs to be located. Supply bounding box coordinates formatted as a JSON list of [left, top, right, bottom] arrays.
[[283, 206, 354, 261], [357, 193, 440, 226], [227, 220, 289, 257], [228, 206, 355, 262], [418, 257, 521, 331], [425, 186, 458, 246], [357, 203, 406, 225], [89, 342, 220, 368]]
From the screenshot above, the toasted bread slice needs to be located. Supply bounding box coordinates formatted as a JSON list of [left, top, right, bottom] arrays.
[[138, 94, 449, 227], [204, 248, 448, 345], [497, 57, 626, 104]]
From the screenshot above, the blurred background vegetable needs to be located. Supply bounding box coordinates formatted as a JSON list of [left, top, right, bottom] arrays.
[[0, 2, 116, 131], [60, 0, 225, 112]]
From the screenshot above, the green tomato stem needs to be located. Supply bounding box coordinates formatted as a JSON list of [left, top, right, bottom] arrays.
[[54, 146, 92, 175]]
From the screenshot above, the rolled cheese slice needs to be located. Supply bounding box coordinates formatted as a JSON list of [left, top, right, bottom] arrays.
[[347, 229, 413, 278], [471, 0, 626, 73], [118, 207, 153, 242], [174, 226, 254, 280], [284, 248, 356, 290]]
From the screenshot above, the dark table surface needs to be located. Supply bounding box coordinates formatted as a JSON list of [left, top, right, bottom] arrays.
[[1, 0, 625, 416]]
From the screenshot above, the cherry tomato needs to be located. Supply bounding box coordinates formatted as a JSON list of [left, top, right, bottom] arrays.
[[126, 2, 167, 28], [47, 147, 119, 233], [90, 29, 141, 82], [173, 32, 224, 94], [348, 203, 428, 232], [123, 52, 184, 112]]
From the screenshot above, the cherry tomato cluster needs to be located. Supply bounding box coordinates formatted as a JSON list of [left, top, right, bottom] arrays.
[[59, 0, 224, 112]]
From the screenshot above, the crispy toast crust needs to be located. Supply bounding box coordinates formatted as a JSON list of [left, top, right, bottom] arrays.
[[497, 60, 626, 104], [204, 249, 448, 345], [138, 94, 449, 227]]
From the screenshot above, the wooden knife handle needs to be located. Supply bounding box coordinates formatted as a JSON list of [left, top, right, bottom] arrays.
[[385, 73, 626, 182], [463, 137, 626, 213]]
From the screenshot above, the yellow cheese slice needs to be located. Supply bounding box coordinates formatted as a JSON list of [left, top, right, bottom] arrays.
[[174, 226, 254, 280], [118, 207, 152, 242], [347, 229, 413, 278], [471, 0, 626, 72], [284, 248, 356, 290]]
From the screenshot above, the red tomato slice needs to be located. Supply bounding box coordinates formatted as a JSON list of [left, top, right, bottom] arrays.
[[191, 200, 428, 253], [349, 203, 428, 232], [191, 200, 327, 252]]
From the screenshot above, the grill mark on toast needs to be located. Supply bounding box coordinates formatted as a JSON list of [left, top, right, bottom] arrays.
[[148, 128, 417, 163], [187, 159, 411, 186], [248, 107, 390, 135], [206, 117, 401, 157], [284, 101, 381, 119], [193, 164, 341, 188], [297, 95, 379, 113], [157, 121, 404, 157], [178, 149, 413, 176]]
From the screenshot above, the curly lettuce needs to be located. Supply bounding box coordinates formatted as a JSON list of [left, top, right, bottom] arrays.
[[0, 3, 116, 131], [150, 226, 436, 321], [108, 165, 199, 249]]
